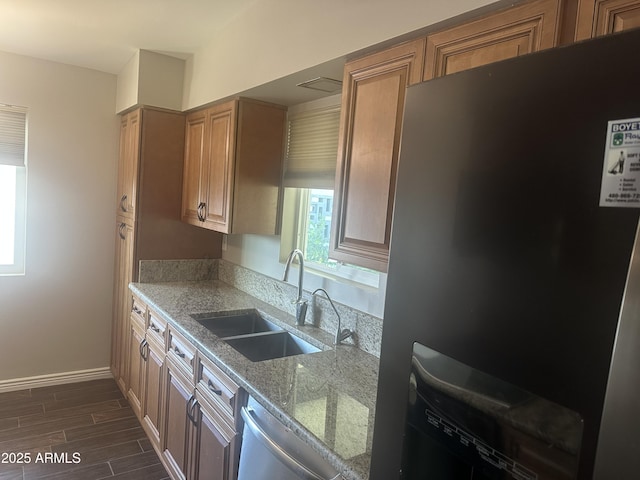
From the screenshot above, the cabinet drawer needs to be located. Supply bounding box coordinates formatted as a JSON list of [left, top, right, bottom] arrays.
[[147, 310, 167, 347], [196, 354, 242, 428], [167, 326, 196, 379], [130, 297, 147, 326]]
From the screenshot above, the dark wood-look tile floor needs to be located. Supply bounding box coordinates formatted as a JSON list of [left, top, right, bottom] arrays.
[[0, 378, 169, 480]]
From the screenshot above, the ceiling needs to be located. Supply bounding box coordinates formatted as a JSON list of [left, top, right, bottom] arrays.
[[0, 0, 259, 74]]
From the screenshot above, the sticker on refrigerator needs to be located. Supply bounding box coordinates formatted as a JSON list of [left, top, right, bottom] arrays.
[[600, 117, 640, 207]]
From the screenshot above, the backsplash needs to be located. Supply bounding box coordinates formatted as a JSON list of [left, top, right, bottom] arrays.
[[138, 259, 383, 357], [138, 258, 217, 283]]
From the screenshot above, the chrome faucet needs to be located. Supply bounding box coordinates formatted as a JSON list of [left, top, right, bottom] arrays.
[[283, 249, 308, 326], [313, 288, 353, 345]]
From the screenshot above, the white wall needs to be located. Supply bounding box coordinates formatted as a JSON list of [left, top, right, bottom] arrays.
[[183, 0, 495, 109], [116, 50, 185, 114], [115, 51, 139, 113], [0, 51, 119, 381], [137, 51, 184, 112]]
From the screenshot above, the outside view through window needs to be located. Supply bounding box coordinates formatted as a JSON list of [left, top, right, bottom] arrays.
[[0, 165, 17, 264], [305, 189, 334, 267]]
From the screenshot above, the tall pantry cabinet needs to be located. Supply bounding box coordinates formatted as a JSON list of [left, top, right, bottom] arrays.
[[111, 107, 222, 395]]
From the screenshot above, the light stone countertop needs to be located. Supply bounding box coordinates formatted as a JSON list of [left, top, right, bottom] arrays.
[[130, 279, 379, 480]]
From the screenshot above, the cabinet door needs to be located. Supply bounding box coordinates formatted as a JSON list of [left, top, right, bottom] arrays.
[[162, 358, 194, 480], [182, 110, 207, 226], [116, 110, 140, 219], [191, 393, 239, 480], [202, 102, 237, 233], [111, 217, 135, 394], [127, 319, 145, 419], [143, 338, 165, 448], [423, 0, 563, 80], [575, 0, 640, 40], [331, 39, 425, 272]]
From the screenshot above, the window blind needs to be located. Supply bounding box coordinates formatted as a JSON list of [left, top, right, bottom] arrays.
[[0, 106, 27, 167], [283, 105, 340, 189]]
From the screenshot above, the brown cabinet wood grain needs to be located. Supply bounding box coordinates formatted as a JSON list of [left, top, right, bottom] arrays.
[[190, 392, 240, 480], [423, 0, 564, 80], [182, 98, 286, 235], [203, 104, 236, 231], [110, 107, 222, 396], [575, 0, 640, 39], [116, 110, 140, 219], [127, 312, 145, 418], [143, 334, 165, 448], [162, 357, 194, 480], [160, 351, 244, 480], [330, 39, 425, 272], [111, 217, 135, 393]]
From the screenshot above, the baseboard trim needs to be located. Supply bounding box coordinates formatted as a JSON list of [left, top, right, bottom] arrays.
[[0, 367, 114, 393]]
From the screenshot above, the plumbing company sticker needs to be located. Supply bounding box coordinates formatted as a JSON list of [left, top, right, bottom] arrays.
[[600, 117, 640, 208]]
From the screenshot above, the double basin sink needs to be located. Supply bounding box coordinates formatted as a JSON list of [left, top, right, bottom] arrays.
[[191, 310, 321, 362]]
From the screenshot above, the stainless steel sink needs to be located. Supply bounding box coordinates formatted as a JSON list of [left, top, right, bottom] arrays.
[[191, 309, 322, 361], [192, 310, 282, 337], [224, 331, 322, 362]]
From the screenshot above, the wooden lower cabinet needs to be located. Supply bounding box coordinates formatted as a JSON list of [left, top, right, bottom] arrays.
[[143, 336, 165, 447], [127, 315, 145, 418], [161, 355, 244, 480], [162, 357, 195, 480], [124, 299, 244, 480], [190, 391, 240, 480]]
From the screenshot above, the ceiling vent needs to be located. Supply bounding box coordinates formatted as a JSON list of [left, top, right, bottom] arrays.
[[296, 77, 342, 93]]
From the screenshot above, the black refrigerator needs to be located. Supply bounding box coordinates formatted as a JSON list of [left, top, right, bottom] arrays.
[[372, 28, 640, 480]]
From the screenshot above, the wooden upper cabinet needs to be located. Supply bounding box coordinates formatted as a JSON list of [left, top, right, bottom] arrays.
[[182, 110, 207, 225], [182, 98, 285, 235], [330, 39, 425, 272], [575, 0, 640, 40], [202, 104, 236, 230], [423, 0, 564, 80], [116, 110, 140, 219]]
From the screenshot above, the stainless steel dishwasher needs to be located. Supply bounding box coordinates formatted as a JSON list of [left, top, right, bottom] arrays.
[[238, 397, 343, 480]]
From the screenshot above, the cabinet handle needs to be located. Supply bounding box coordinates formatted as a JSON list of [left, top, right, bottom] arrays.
[[118, 223, 126, 240], [207, 379, 222, 396], [150, 323, 160, 333], [197, 202, 206, 222], [139, 339, 148, 361], [120, 194, 128, 212], [132, 305, 142, 315], [186, 395, 198, 424], [173, 345, 186, 358]]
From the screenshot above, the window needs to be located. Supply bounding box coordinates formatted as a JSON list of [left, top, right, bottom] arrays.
[[0, 105, 27, 275], [280, 96, 379, 288]]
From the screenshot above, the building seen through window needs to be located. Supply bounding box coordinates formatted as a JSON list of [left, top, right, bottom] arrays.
[[305, 189, 333, 266]]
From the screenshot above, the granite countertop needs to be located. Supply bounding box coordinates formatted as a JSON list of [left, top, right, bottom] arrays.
[[130, 279, 379, 480]]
